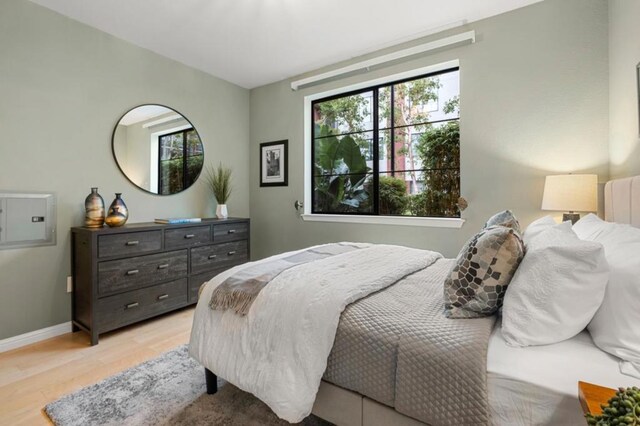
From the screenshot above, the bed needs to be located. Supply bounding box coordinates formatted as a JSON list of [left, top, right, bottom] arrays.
[[189, 175, 640, 426]]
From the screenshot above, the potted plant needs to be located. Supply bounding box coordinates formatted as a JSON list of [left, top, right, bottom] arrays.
[[205, 163, 232, 219]]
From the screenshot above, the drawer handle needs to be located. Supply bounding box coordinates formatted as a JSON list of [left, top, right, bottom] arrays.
[[184, 234, 195, 239], [228, 251, 236, 256], [126, 302, 139, 309], [126, 269, 139, 276], [157, 264, 169, 269], [208, 254, 217, 260], [228, 229, 236, 234], [157, 294, 169, 301], [126, 241, 139, 246]]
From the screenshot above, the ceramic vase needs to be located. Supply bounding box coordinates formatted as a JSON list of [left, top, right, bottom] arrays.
[[84, 187, 105, 228], [216, 204, 228, 219], [105, 193, 129, 227]]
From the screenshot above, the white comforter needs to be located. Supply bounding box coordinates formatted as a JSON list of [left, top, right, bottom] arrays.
[[189, 243, 442, 422]]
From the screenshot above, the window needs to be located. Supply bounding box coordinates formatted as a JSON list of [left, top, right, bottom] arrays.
[[158, 128, 204, 195], [311, 68, 460, 218]]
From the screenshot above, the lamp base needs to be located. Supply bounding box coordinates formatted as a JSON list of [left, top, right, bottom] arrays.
[[563, 213, 581, 224]]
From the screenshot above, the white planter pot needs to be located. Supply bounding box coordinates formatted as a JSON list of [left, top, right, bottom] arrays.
[[216, 204, 228, 219]]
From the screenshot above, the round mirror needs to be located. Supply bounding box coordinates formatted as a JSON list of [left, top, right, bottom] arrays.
[[112, 104, 204, 195]]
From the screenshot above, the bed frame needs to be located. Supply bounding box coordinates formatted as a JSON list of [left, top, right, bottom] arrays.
[[604, 175, 640, 226], [203, 175, 639, 426], [204, 368, 424, 426]]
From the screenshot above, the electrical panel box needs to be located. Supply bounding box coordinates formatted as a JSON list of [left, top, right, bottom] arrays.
[[0, 192, 56, 250]]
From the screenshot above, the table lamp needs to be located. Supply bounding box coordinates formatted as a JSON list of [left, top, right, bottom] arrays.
[[541, 174, 597, 224]]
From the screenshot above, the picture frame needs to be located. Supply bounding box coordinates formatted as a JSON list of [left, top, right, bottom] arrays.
[[260, 140, 288, 187]]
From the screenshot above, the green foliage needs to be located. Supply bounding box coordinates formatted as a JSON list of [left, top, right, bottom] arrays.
[[313, 73, 460, 217], [314, 95, 372, 154], [186, 156, 204, 187], [159, 155, 203, 194], [586, 386, 640, 426], [315, 96, 369, 134], [314, 125, 371, 213], [378, 78, 440, 128], [378, 176, 409, 215], [410, 121, 460, 217], [380, 77, 442, 189], [416, 121, 460, 171], [204, 162, 232, 204], [444, 95, 459, 115]]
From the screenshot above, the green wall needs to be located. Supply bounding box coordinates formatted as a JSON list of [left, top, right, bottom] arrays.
[[249, 0, 609, 260], [608, 0, 640, 178], [0, 0, 614, 341], [0, 0, 250, 339]]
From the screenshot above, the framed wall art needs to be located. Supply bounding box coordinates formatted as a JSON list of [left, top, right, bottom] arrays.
[[260, 140, 288, 187]]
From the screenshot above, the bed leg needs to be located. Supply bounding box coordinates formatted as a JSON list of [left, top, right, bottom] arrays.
[[205, 368, 218, 395]]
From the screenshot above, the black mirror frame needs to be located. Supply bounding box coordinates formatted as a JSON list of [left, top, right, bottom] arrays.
[[637, 63, 640, 135], [111, 104, 205, 196]]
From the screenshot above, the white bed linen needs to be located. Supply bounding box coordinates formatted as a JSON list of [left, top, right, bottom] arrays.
[[487, 319, 640, 426], [189, 243, 441, 423]]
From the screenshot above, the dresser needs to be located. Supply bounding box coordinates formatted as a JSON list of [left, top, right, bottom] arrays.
[[71, 218, 250, 345]]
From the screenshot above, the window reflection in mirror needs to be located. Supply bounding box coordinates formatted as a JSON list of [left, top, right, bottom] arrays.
[[112, 105, 204, 195]]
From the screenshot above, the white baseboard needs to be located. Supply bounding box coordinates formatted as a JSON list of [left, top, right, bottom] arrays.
[[0, 322, 72, 353]]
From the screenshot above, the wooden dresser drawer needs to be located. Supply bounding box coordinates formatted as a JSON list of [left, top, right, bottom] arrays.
[[189, 270, 225, 304], [164, 226, 210, 249], [213, 222, 248, 243], [98, 250, 188, 296], [71, 218, 249, 345], [96, 278, 188, 333], [98, 230, 162, 258], [191, 241, 248, 275]]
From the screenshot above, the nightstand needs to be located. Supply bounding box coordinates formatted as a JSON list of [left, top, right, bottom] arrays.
[[578, 381, 616, 416]]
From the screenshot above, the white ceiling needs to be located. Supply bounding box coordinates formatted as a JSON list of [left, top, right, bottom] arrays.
[[29, 0, 543, 89]]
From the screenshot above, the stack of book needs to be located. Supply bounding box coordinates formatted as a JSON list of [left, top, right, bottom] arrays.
[[154, 217, 202, 224]]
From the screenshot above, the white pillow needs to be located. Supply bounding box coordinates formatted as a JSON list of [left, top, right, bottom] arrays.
[[572, 213, 608, 240], [523, 215, 557, 246], [573, 214, 640, 378], [501, 221, 609, 347]]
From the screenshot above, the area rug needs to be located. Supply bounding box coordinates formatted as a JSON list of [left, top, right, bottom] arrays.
[[44, 345, 331, 426]]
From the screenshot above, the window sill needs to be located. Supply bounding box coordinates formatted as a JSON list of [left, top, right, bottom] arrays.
[[301, 214, 465, 228]]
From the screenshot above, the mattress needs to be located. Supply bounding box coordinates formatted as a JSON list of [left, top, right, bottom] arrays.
[[487, 320, 640, 426]]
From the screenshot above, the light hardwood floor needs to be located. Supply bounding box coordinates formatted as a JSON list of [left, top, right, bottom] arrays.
[[0, 307, 195, 425]]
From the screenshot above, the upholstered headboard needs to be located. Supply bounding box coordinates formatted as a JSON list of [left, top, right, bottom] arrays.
[[604, 176, 640, 227]]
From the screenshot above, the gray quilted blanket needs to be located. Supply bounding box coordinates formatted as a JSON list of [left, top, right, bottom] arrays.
[[324, 258, 496, 426]]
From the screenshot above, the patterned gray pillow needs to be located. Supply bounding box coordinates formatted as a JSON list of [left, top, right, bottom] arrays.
[[483, 210, 521, 234], [444, 226, 525, 319]]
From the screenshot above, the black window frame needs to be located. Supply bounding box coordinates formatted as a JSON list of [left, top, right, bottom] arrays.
[[311, 67, 460, 217], [157, 127, 203, 195]]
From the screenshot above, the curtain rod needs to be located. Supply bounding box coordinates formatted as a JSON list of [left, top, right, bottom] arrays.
[[290, 30, 475, 91]]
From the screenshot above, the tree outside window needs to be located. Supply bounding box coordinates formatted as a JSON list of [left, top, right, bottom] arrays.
[[158, 128, 204, 195], [311, 68, 460, 217]]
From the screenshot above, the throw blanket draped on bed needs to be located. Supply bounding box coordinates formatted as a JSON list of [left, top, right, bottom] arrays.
[[189, 243, 441, 422], [209, 242, 363, 315]]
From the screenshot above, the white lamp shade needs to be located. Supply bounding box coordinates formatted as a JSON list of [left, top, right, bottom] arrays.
[[541, 174, 598, 212]]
